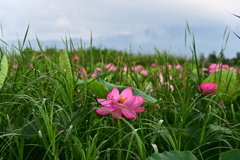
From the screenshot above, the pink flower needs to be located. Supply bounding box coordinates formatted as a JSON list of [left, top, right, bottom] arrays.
[[208, 63, 231, 74], [79, 66, 88, 80], [13, 65, 18, 69], [105, 63, 117, 72], [174, 64, 182, 70], [167, 64, 172, 69], [91, 73, 98, 78], [123, 66, 129, 72], [149, 88, 153, 92], [73, 55, 79, 61], [151, 63, 157, 67], [209, 63, 220, 74], [132, 65, 143, 72], [230, 67, 237, 73], [168, 83, 174, 91], [222, 64, 229, 70], [157, 72, 164, 84], [91, 67, 102, 78], [198, 82, 218, 95], [29, 63, 33, 68], [94, 67, 102, 72], [140, 70, 148, 76], [105, 63, 113, 68], [96, 87, 145, 119], [202, 68, 208, 72], [163, 82, 174, 91], [208, 63, 217, 70]]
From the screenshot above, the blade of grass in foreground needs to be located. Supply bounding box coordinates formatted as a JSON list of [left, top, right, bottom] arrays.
[[0, 55, 8, 89]]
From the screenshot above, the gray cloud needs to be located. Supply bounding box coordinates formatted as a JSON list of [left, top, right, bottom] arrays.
[[1, 0, 240, 58]]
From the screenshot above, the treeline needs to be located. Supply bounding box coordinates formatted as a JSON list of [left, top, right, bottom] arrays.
[[6, 46, 240, 69], [200, 51, 240, 66]]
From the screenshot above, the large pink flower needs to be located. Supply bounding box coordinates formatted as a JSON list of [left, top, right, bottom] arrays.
[[96, 87, 145, 119], [198, 82, 218, 95]]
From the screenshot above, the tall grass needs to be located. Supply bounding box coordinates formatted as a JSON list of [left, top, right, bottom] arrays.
[[0, 27, 239, 160]]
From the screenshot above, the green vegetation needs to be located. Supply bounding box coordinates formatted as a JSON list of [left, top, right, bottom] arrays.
[[0, 27, 240, 160]]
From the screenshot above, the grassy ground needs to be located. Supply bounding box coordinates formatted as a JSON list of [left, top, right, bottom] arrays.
[[0, 33, 240, 160]]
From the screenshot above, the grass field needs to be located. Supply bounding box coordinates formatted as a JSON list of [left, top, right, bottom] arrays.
[[0, 27, 240, 160]]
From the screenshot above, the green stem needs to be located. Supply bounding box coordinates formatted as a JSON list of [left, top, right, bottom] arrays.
[[199, 105, 211, 144], [118, 119, 122, 160]]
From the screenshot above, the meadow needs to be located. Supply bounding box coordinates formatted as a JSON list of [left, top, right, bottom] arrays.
[[0, 26, 240, 160]]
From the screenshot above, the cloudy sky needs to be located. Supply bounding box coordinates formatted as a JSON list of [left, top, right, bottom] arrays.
[[1, 0, 240, 58]]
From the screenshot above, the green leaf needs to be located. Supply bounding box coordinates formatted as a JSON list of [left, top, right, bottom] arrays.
[[77, 77, 157, 103], [59, 49, 73, 89], [76, 76, 85, 85], [219, 149, 240, 160], [209, 124, 232, 134], [0, 55, 8, 89], [97, 78, 158, 104], [146, 150, 197, 160], [79, 78, 109, 99], [184, 125, 201, 139], [203, 70, 237, 102]]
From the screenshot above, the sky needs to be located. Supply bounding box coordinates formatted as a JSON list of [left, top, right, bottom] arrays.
[[1, 0, 240, 58]]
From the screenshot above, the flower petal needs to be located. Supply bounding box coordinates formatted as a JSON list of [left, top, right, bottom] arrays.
[[120, 87, 133, 97], [131, 96, 145, 109], [111, 87, 120, 99], [124, 95, 136, 107], [122, 108, 136, 119], [112, 109, 123, 118], [96, 106, 115, 115], [107, 92, 113, 99], [135, 107, 145, 114], [111, 103, 123, 109], [97, 99, 113, 105]]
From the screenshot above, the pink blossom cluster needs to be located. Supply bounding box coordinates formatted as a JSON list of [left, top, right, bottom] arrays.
[[148, 63, 182, 92], [123, 65, 149, 76], [154, 72, 174, 91], [208, 63, 237, 74], [91, 63, 117, 78], [151, 63, 183, 71]]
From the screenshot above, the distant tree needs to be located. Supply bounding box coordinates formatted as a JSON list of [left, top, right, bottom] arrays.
[[198, 53, 207, 68], [199, 53, 206, 62], [232, 52, 240, 65], [207, 51, 217, 63], [218, 51, 224, 60], [237, 52, 240, 59]]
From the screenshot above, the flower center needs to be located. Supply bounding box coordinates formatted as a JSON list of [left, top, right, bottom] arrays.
[[117, 97, 126, 104]]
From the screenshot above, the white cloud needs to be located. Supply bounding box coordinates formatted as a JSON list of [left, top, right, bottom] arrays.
[[54, 18, 70, 27]]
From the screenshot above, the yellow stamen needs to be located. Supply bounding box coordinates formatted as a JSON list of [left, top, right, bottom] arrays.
[[117, 97, 126, 104]]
